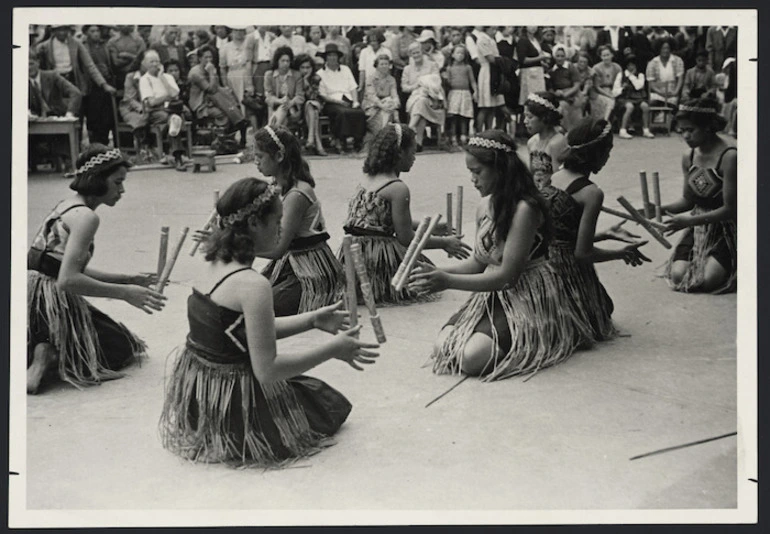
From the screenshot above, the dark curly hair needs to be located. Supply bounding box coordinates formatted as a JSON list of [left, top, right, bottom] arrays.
[[363, 123, 417, 176], [69, 143, 131, 196], [293, 53, 314, 71], [254, 127, 316, 192], [654, 36, 676, 56], [525, 91, 563, 127], [204, 177, 280, 265], [675, 96, 728, 132], [271, 45, 294, 71], [464, 131, 551, 245], [561, 118, 614, 175]]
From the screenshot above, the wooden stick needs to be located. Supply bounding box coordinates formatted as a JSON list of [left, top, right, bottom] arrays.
[[446, 192, 453, 234], [617, 196, 672, 249], [157, 227, 189, 293], [456, 186, 463, 236], [392, 216, 431, 290], [629, 431, 736, 461], [601, 206, 667, 232], [110, 93, 121, 151], [652, 172, 662, 223], [393, 213, 442, 292], [425, 376, 469, 408], [156, 226, 169, 281], [189, 190, 220, 256], [341, 236, 358, 330], [639, 171, 653, 219], [350, 243, 386, 343]]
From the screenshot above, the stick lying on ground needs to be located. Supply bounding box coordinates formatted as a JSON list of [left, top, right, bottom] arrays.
[[392, 213, 443, 292], [350, 242, 386, 343], [425, 376, 469, 408], [392, 216, 432, 291], [629, 431, 737, 461], [341, 236, 358, 330], [601, 206, 667, 232], [189, 190, 220, 256], [617, 196, 672, 249], [157, 227, 189, 293], [157, 226, 169, 281]]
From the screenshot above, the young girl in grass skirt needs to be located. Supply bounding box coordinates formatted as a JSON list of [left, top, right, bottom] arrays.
[[661, 96, 737, 293], [254, 126, 346, 316], [547, 118, 651, 343], [409, 131, 590, 381], [524, 92, 568, 188], [27, 144, 166, 394], [159, 178, 379, 468], [339, 123, 471, 305]]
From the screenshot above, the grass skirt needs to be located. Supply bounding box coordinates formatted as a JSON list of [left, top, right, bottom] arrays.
[[664, 206, 737, 294], [548, 241, 617, 342], [158, 344, 351, 468], [337, 235, 438, 306], [262, 242, 345, 317], [27, 270, 146, 388], [432, 258, 587, 382]]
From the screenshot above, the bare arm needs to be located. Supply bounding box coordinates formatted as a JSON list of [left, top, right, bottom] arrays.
[[256, 191, 310, 260]]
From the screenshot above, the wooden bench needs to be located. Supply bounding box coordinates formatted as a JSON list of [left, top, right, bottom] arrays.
[[190, 147, 216, 173], [28, 118, 80, 173]]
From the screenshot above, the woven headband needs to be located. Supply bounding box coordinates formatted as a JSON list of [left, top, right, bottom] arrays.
[[527, 93, 559, 113], [394, 123, 402, 146], [678, 104, 718, 115], [219, 184, 280, 228], [65, 148, 125, 177], [567, 123, 612, 150], [467, 137, 514, 153], [264, 126, 285, 152]]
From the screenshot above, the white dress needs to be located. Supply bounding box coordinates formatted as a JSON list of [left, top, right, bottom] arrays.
[[475, 33, 505, 108]]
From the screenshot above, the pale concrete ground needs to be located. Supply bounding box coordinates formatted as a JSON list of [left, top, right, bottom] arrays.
[[24, 134, 737, 511]]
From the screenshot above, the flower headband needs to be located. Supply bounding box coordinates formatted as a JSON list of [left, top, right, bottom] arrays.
[[264, 126, 285, 153], [219, 184, 280, 228], [526, 93, 559, 113], [65, 148, 127, 177], [393, 123, 402, 146], [467, 137, 514, 153], [567, 123, 612, 150], [678, 104, 718, 115]]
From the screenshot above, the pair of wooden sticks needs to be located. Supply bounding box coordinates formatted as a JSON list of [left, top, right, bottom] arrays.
[[156, 226, 189, 294], [392, 213, 443, 293], [445, 185, 464, 236], [638, 170, 663, 223], [341, 237, 387, 344]]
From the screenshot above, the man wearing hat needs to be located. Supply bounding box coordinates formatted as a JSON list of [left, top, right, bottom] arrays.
[[357, 29, 392, 96], [416, 28, 445, 70], [317, 43, 366, 153]]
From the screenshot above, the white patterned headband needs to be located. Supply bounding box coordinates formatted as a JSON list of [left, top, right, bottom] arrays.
[[526, 93, 559, 112], [219, 184, 280, 227], [264, 126, 285, 153], [467, 137, 514, 153], [65, 148, 126, 177], [393, 123, 402, 146], [567, 123, 612, 150], [678, 104, 718, 115]]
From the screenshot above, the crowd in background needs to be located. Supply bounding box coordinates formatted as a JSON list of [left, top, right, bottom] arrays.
[[28, 24, 738, 169]]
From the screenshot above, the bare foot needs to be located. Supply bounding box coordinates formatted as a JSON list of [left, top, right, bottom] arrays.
[[27, 343, 57, 395]]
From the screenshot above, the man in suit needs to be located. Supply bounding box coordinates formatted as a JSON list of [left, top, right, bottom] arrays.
[[706, 26, 737, 73], [596, 25, 634, 64], [151, 25, 189, 78]]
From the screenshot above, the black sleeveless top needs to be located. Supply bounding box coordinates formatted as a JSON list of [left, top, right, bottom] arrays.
[[684, 146, 736, 211], [542, 177, 594, 244]]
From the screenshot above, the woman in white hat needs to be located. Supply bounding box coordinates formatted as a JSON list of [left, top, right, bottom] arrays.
[[416, 28, 445, 70]]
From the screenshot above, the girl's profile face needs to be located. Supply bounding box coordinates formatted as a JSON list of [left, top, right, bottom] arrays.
[[452, 47, 466, 63], [399, 142, 417, 173], [523, 107, 545, 135], [465, 152, 497, 197], [299, 61, 313, 77], [99, 167, 127, 206], [278, 54, 291, 72], [254, 146, 281, 178]]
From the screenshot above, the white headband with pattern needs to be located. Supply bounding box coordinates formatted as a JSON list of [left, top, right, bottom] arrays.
[[678, 104, 718, 115], [467, 137, 514, 153], [394, 123, 402, 146], [219, 184, 280, 227], [264, 126, 285, 152], [66, 148, 124, 177], [526, 93, 559, 112], [567, 123, 613, 150]]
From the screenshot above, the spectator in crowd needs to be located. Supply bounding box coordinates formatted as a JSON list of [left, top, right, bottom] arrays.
[[264, 46, 304, 129], [272, 25, 307, 58], [442, 44, 476, 147], [648, 26, 672, 55], [673, 26, 702, 70], [517, 26, 548, 107], [362, 53, 399, 141], [573, 51, 594, 123], [715, 57, 737, 137], [441, 27, 465, 62], [107, 25, 147, 90], [321, 26, 352, 66], [613, 54, 654, 139], [28, 51, 81, 119], [549, 44, 583, 131], [646, 38, 685, 108], [590, 45, 622, 121], [151, 25, 189, 79], [137, 25, 154, 47], [118, 51, 151, 159], [163, 59, 190, 117], [294, 53, 326, 155], [496, 26, 516, 60], [358, 29, 393, 96], [138, 50, 187, 171], [36, 24, 117, 122], [187, 45, 232, 131], [317, 43, 366, 153], [306, 26, 325, 60], [220, 25, 254, 120], [596, 25, 633, 64], [192, 29, 214, 51], [345, 25, 366, 46], [250, 26, 276, 126], [540, 26, 557, 56], [416, 29, 445, 70], [706, 26, 737, 73], [401, 41, 445, 151], [682, 49, 716, 100], [474, 26, 505, 132], [81, 25, 116, 146], [212, 26, 231, 52], [627, 25, 654, 73]]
